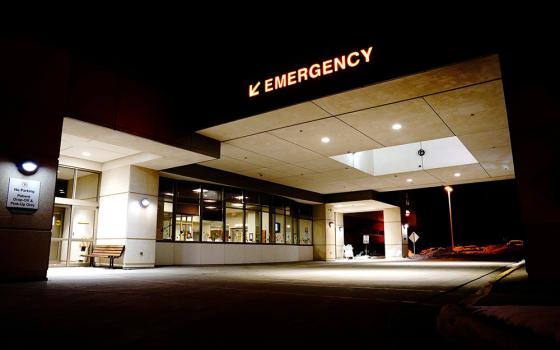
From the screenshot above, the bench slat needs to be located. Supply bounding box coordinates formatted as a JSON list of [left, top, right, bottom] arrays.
[[80, 244, 125, 269], [81, 245, 125, 258]]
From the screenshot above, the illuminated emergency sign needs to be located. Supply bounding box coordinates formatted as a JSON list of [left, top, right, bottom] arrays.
[[249, 46, 373, 98]]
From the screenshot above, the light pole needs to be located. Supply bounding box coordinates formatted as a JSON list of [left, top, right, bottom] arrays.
[[444, 186, 455, 250]]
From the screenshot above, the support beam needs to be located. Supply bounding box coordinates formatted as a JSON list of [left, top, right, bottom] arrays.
[[312, 204, 336, 261], [383, 208, 407, 258]]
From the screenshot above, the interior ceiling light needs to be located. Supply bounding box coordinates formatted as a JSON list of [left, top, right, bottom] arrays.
[[140, 198, 150, 208], [205, 206, 217, 209], [321, 137, 331, 143], [454, 172, 461, 177], [392, 123, 402, 130], [406, 178, 413, 183], [82, 151, 91, 157]]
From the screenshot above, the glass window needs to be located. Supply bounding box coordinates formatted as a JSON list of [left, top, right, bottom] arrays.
[[225, 188, 243, 243], [244, 191, 259, 205], [175, 203, 200, 241], [175, 214, 200, 241], [202, 186, 223, 242], [225, 188, 244, 207], [157, 200, 173, 240], [176, 182, 201, 204], [245, 208, 261, 243], [299, 219, 312, 245], [75, 170, 99, 200], [49, 205, 70, 264], [262, 207, 270, 243], [202, 186, 222, 206], [55, 166, 75, 198], [175, 203, 199, 216], [260, 193, 272, 207], [159, 177, 174, 201], [225, 207, 244, 242], [274, 208, 285, 244], [202, 217, 223, 242], [272, 195, 284, 209], [285, 205, 293, 244], [157, 178, 313, 246], [299, 204, 313, 219], [287, 215, 298, 245], [157, 178, 175, 241]]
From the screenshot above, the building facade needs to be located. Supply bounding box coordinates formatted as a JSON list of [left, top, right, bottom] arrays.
[[1, 33, 558, 282]]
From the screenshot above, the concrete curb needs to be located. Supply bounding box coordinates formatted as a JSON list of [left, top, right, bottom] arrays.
[[436, 260, 556, 349], [460, 260, 525, 306], [438, 303, 545, 350]]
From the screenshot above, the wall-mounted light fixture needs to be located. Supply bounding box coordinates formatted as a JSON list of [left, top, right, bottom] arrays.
[[140, 198, 150, 208], [17, 160, 39, 175]]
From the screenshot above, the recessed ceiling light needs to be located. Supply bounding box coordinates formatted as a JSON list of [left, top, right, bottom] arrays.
[[321, 137, 331, 143], [406, 178, 413, 183], [392, 123, 402, 130], [82, 151, 91, 157], [454, 172, 461, 177]]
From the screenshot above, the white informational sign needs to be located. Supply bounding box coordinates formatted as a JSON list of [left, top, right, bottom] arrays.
[[402, 223, 409, 236], [409, 232, 419, 243], [363, 235, 370, 244], [7, 178, 41, 209]]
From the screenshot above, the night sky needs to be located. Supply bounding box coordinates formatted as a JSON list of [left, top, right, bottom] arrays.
[[403, 180, 523, 251], [9, 14, 516, 129], [342, 180, 523, 253]]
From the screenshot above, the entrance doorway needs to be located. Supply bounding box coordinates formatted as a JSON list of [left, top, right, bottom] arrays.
[[49, 165, 100, 266], [49, 205, 97, 266], [331, 200, 405, 259], [343, 211, 385, 257]]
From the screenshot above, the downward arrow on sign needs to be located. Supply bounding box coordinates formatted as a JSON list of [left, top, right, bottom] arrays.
[[249, 82, 260, 97]]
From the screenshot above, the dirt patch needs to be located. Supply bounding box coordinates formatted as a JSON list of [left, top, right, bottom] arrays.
[[414, 241, 524, 261]]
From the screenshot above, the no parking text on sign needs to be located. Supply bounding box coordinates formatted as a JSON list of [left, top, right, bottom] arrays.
[[6, 178, 40, 209]]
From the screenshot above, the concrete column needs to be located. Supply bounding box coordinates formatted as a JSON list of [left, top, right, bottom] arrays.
[[0, 39, 69, 281], [501, 49, 560, 282], [97, 165, 158, 268], [312, 204, 336, 261], [335, 212, 344, 259], [383, 207, 406, 258]]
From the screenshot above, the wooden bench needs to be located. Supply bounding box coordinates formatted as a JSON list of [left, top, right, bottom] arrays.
[[82, 245, 125, 268]]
